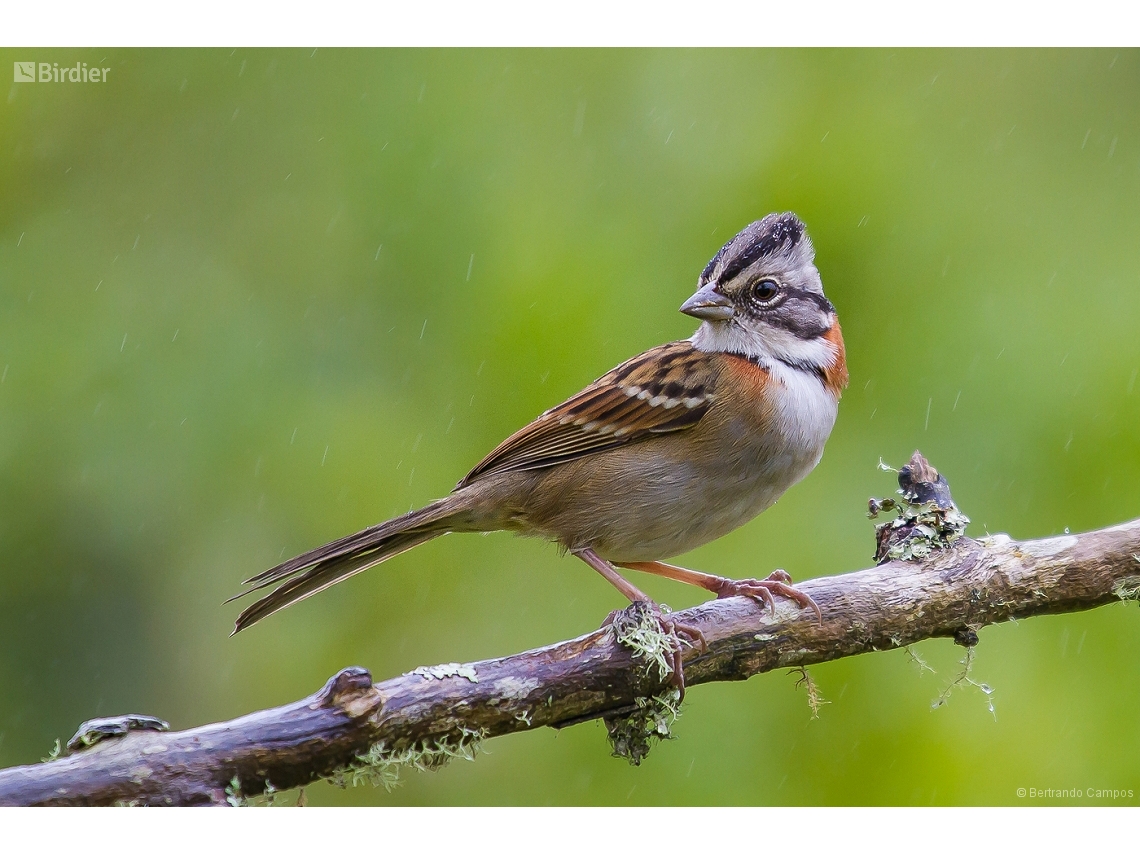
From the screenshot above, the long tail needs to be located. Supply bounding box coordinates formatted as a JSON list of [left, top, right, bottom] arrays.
[[227, 498, 459, 634]]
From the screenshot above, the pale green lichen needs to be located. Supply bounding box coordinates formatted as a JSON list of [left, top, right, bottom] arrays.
[[410, 663, 479, 683], [905, 646, 936, 676], [610, 601, 683, 683], [328, 726, 488, 792], [41, 739, 63, 763], [223, 781, 291, 807], [868, 489, 970, 563], [889, 635, 937, 676], [604, 604, 699, 765], [605, 689, 681, 766], [225, 775, 245, 807], [932, 645, 995, 720], [789, 667, 830, 720], [220, 728, 488, 805], [1113, 575, 1140, 602]]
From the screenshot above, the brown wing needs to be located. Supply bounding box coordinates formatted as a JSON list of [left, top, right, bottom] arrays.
[[457, 341, 715, 488]]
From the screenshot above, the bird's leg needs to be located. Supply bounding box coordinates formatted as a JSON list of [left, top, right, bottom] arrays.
[[572, 547, 706, 697], [618, 560, 822, 625]]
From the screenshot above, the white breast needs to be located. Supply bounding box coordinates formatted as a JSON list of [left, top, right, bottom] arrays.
[[766, 358, 839, 471]]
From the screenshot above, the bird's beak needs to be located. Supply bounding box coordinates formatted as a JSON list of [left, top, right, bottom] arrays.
[[680, 284, 735, 321]]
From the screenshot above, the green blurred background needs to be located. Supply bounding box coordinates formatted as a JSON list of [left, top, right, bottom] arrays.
[[1, 48, 1138, 805]]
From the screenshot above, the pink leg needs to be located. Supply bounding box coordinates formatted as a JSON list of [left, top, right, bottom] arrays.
[[618, 560, 822, 625], [573, 547, 707, 697]]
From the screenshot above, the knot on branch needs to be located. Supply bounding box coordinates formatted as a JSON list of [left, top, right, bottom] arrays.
[[317, 666, 374, 709], [869, 450, 971, 564], [953, 626, 980, 648], [66, 714, 169, 755]]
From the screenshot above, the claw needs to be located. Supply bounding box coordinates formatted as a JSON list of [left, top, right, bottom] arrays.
[[661, 614, 708, 654], [654, 611, 707, 699], [715, 570, 822, 625]]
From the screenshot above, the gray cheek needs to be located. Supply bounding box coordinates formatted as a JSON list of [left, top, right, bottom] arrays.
[[762, 300, 830, 340]]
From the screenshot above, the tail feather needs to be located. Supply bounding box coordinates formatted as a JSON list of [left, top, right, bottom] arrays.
[[229, 499, 457, 634]]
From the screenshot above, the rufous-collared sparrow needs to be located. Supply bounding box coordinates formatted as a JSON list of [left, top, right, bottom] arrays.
[[230, 212, 848, 690]]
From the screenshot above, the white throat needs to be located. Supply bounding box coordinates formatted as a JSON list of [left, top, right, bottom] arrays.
[[689, 319, 837, 373]]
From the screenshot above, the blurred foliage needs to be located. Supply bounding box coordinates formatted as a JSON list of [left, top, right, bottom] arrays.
[[1, 48, 1138, 805]]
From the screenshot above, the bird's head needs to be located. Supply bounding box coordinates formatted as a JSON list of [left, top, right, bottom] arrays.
[[683, 213, 845, 387]]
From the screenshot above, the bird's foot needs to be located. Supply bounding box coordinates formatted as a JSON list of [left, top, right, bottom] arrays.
[[713, 570, 822, 625], [605, 601, 706, 699]]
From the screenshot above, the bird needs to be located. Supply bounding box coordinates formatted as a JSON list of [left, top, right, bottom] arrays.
[[228, 212, 847, 691]]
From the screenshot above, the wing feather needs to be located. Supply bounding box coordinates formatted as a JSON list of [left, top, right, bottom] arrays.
[[457, 341, 715, 487]]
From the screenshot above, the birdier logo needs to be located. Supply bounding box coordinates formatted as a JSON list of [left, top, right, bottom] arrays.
[[13, 61, 110, 83]]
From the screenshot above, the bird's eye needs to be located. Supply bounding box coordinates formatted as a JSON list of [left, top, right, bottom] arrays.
[[751, 279, 780, 304]]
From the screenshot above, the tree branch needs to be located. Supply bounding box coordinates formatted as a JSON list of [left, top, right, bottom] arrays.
[[2, 454, 1138, 806]]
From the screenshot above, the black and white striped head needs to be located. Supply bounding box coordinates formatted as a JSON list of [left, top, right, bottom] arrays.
[[683, 213, 840, 370]]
